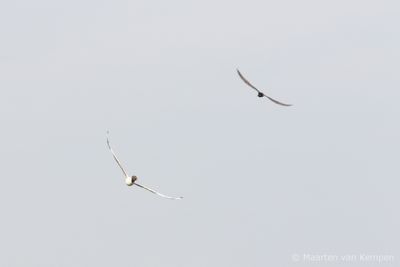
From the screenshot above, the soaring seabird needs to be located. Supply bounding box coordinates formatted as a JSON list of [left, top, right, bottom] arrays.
[[106, 132, 183, 200], [237, 69, 292, 106]]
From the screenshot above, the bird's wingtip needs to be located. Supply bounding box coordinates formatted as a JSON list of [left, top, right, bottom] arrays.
[[106, 131, 111, 147]]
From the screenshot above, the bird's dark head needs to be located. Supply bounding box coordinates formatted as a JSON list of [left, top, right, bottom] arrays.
[[131, 176, 138, 182], [257, 92, 264, 97]]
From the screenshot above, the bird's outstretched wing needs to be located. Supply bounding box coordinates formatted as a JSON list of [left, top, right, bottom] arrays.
[[134, 183, 183, 200], [106, 131, 129, 178], [265, 95, 292, 106], [236, 69, 292, 106], [236, 69, 261, 93]]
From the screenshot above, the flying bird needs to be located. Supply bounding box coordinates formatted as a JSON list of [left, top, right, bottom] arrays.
[[236, 69, 292, 106], [106, 132, 183, 200]]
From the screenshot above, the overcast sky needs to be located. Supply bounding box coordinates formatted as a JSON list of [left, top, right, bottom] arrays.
[[0, 0, 399, 266]]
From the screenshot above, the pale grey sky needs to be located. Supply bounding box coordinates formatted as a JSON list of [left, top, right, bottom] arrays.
[[0, 0, 399, 266]]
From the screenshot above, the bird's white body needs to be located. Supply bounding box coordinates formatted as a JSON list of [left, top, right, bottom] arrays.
[[125, 176, 134, 186]]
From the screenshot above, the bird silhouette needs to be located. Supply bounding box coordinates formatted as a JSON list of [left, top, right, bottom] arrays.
[[237, 69, 292, 106], [106, 132, 183, 200]]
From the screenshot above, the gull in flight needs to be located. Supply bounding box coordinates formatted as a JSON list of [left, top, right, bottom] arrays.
[[106, 132, 183, 200], [236, 69, 292, 106]]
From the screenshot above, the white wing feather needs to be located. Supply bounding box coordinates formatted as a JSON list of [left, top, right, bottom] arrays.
[[106, 132, 129, 178], [134, 183, 183, 200]]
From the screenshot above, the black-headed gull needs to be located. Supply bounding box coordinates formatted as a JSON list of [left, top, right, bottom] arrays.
[[236, 69, 292, 106], [106, 132, 183, 200]]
